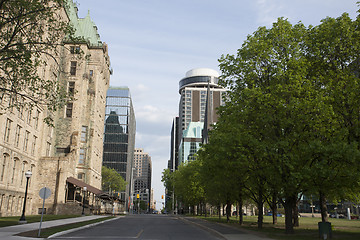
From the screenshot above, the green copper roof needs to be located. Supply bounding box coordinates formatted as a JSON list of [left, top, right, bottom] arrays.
[[65, 0, 103, 47]]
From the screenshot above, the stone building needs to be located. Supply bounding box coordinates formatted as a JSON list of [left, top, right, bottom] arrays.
[[0, 0, 111, 216]]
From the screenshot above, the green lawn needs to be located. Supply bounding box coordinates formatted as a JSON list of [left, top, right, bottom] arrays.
[[16, 216, 115, 238], [197, 215, 360, 240], [0, 215, 81, 228]]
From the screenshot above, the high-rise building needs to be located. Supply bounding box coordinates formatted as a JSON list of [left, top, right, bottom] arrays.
[[0, 0, 111, 216], [178, 68, 225, 132], [177, 68, 226, 164], [168, 117, 179, 172], [133, 148, 152, 211], [103, 87, 136, 211]]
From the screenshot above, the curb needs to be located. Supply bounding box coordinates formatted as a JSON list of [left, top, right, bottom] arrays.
[[179, 217, 227, 240], [48, 216, 121, 239]]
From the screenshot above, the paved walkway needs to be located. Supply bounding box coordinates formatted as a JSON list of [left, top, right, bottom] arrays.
[[0, 215, 110, 240], [182, 217, 275, 240]]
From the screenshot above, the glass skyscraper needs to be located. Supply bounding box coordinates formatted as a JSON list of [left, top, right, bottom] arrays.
[[103, 87, 136, 208]]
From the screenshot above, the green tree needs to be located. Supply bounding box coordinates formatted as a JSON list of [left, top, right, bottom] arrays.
[[303, 13, 360, 222], [0, 0, 74, 123], [101, 166, 127, 192], [218, 18, 339, 233], [173, 160, 205, 215]]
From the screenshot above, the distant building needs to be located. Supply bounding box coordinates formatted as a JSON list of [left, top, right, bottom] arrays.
[[168, 117, 179, 172], [176, 68, 226, 164], [0, 0, 111, 216], [134, 148, 152, 212], [103, 87, 136, 212], [133, 148, 152, 211], [178, 122, 204, 163]]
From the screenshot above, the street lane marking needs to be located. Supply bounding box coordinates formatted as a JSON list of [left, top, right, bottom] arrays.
[[136, 229, 144, 238]]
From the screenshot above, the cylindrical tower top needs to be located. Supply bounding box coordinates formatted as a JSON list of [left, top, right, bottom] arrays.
[[179, 68, 220, 92], [185, 68, 219, 78]]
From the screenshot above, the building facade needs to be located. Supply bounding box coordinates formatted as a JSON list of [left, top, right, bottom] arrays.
[[0, 0, 111, 216], [177, 68, 226, 164], [103, 87, 136, 211], [133, 148, 152, 212]]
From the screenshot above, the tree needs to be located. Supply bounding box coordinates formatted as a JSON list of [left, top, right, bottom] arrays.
[[0, 0, 74, 124], [101, 166, 127, 192], [173, 160, 205, 215]]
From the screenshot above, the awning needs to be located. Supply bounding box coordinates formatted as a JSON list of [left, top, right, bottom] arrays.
[[66, 177, 103, 195]]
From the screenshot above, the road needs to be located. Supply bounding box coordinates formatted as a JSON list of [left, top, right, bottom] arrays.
[[51, 214, 223, 240]]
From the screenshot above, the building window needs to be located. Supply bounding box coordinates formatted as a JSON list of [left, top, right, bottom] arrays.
[[70, 46, 80, 54], [79, 148, 85, 164], [20, 162, 26, 186], [4, 118, 12, 142], [46, 142, 51, 156], [26, 108, 32, 125], [70, 61, 77, 75], [34, 109, 40, 129], [18, 105, 24, 119], [68, 82, 75, 97], [11, 158, 17, 184], [15, 125, 21, 147], [29, 164, 34, 188], [1, 154, 8, 181], [66, 103, 73, 118], [23, 131, 29, 152], [31, 135, 37, 155], [89, 70, 93, 77], [77, 173, 84, 180], [80, 126, 88, 142]]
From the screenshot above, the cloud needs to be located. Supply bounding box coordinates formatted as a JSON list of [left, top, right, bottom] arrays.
[[136, 105, 175, 124], [254, 0, 286, 27]]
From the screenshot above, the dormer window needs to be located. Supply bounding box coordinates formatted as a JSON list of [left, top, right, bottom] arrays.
[[70, 46, 80, 54]]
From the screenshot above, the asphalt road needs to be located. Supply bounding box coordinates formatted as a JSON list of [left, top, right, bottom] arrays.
[[51, 214, 223, 240]]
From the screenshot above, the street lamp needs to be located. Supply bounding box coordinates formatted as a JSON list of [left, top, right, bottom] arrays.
[[19, 171, 32, 223], [82, 186, 87, 216]]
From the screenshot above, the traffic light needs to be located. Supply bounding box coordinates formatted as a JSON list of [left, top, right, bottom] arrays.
[[161, 195, 164, 199], [137, 194, 140, 199]]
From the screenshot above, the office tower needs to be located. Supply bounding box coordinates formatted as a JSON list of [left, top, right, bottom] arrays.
[[103, 87, 136, 210], [177, 68, 226, 164], [168, 117, 179, 172], [133, 148, 152, 211]]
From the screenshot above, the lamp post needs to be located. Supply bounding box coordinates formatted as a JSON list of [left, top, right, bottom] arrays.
[[19, 171, 32, 223], [82, 186, 87, 216]]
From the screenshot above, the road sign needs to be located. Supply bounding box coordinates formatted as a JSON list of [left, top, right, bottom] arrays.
[[39, 187, 51, 199], [38, 187, 51, 237]]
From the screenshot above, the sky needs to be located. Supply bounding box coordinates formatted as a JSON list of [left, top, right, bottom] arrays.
[[74, 0, 359, 210]]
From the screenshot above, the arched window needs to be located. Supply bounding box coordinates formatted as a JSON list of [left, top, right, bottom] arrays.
[[1, 154, 9, 181], [20, 161, 27, 186], [11, 158, 18, 184]]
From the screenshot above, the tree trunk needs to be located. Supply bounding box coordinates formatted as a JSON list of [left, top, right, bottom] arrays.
[[238, 191, 244, 225], [271, 191, 278, 225], [293, 200, 299, 227], [319, 191, 328, 222], [218, 204, 221, 221], [257, 187, 264, 229], [226, 200, 231, 223], [284, 195, 296, 234]]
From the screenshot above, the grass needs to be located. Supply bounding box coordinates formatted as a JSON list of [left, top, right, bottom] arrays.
[[0, 214, 81, 228], [16, 216, 115, 238], [196, 215, 360, 240]]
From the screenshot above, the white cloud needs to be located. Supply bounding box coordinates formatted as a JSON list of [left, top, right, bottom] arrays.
[[136, 105, 174, 124], [255, 0, 286, 27]]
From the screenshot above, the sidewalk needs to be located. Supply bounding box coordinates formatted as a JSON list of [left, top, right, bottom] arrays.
[[181, 217, 275, 240], [0, 215, 111, 240]]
